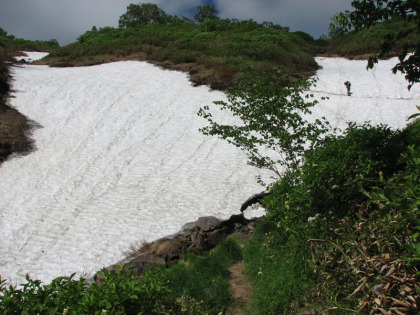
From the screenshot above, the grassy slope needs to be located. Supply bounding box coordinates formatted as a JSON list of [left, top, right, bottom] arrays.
[[42, 22, 319, 90], [320, 18, 418, 58]]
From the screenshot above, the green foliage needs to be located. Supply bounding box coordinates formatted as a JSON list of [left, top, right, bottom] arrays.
[[0, 266, 169, 314], [163, 238, 242, 313], [0, 239, 244, 314], [261, 123, 412, 240], [243, 120, 420, 313], [326, 18, 417, 57], [198, 67, 329, 180], [46, 19, 318, 89], [194, 4, 219, 23], [77, 26, 118, 44], [306, 143, 420, 313], [118, 3, 171, 28], [302, 123, 408, 218], [244, 222, 316, 314], [367, 143, 420, 254], [348, 0, 420, 88], [329, 11, 353, 38], [0, 27, 59, 54]]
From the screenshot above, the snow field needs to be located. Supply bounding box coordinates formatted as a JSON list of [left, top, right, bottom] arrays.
[[0, 53, 419, 285]]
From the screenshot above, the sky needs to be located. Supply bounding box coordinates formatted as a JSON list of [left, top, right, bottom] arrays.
[[0, 0, 353, 46]]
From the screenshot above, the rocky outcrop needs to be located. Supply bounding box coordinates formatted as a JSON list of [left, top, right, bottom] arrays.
[[132, 213, 259, 264], [96, 212, 261, 281]]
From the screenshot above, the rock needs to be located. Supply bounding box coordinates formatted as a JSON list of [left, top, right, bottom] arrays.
[[206, 226, 229, 248], [189, 230, 206, 251], [94, 253, 166, 284], [125, 253, 166, 274], [153, 236, 189, 260], [240, 190, 270, 212], [182, 216, 222, 232]]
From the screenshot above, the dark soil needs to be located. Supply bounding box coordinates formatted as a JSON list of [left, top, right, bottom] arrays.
[[0, 54, 36, 165], [0, 105, 35, 164]]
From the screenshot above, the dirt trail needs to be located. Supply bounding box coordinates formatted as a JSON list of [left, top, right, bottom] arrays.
[[226, 261, 254, 314]]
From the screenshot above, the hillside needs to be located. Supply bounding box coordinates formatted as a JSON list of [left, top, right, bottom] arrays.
[[321, 18, 418, 58], [41, 21, 319, 90]]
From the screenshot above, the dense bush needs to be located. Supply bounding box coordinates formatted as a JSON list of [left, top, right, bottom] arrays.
[[0, 267, 169, 314], [324, 19, 417, 57], [302, 123, 408, 218], [244, 120, 420, 313], [0, 239, 243, 314]]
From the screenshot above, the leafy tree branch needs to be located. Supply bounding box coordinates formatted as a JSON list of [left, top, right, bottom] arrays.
[[198, 68, 330, 182], [348, 0, 419, 88]]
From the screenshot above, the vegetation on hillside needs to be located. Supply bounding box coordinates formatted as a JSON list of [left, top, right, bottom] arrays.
[[42, 4, 318, 90], [244, 121, 419, 313], [1, 239, 243, 314], [323, 18, 417, 58], [0, 27, 59, 57]]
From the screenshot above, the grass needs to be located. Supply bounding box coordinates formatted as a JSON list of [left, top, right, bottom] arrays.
[[162, 238, 243, 314], [1, 238, 245, 314], [243, 221, 317, 314]]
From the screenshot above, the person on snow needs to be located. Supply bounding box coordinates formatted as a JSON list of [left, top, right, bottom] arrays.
[[344, 81, 351, 96]]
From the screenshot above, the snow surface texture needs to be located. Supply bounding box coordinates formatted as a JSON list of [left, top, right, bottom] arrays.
[[1, 53, 419, 285], [310, 57, 419, 130]]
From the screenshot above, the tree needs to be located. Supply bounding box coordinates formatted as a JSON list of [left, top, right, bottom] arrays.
[[348, 0, 419, 89], [198, 68, 329, 181], [118, 3, 169, 28], [328, 11, 353, 38], [194, 4, 219, 23], [46, 39, 59, 48]]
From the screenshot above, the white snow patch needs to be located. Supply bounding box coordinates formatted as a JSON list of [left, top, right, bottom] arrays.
[[14, 51, 49, 63], [310, 57, 420, 130], [0, 56, 419, 286], [0, 60, 270, 285]]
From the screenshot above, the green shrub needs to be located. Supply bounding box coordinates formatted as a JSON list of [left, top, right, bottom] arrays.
[[326, 19, 417, 57], [245, 120, 420, 313], [45, 20, 318, 87], [0, 266, 169, 314], [301, 122, 407, 218], [198, 67, 329, 181], [306, 144, 420, 313]]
